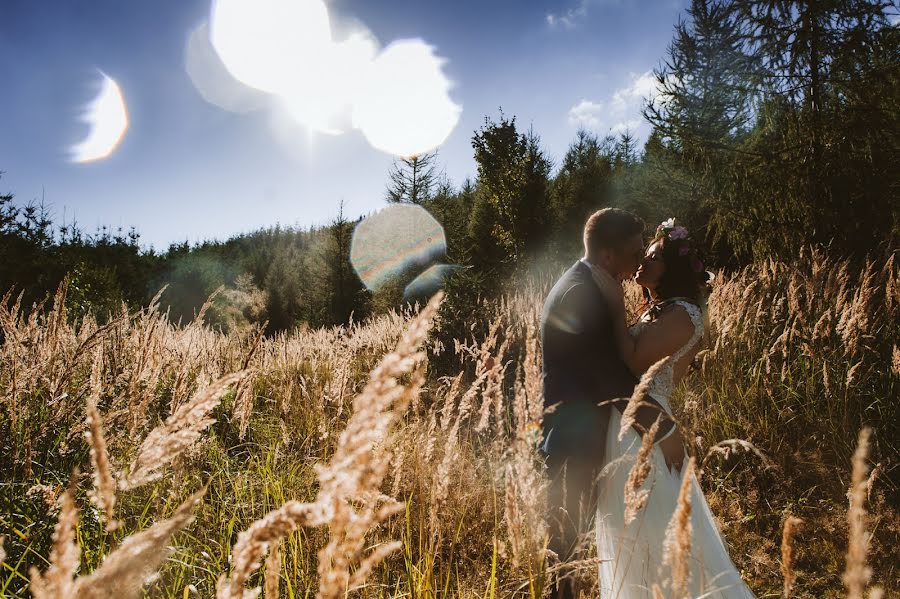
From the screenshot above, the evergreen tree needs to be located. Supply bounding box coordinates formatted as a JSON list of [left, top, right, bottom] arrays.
[[550, 130, 616, 257], [385, 152, 439, 205], [520, 128, 554, 257], [423, 176, 475, 264], [324, 201, 367, 324], [469, 113, 551, 271], [645, 0, 756, 149], [643, 0, 898, 261]]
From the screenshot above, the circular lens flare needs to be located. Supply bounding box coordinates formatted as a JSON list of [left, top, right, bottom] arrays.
[[350, 204, 446, 292]]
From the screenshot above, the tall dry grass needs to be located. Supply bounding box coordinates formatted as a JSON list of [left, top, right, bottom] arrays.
[[0, 250, 897, 598]]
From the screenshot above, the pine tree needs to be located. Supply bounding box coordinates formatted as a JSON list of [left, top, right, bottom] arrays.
[[324, 201, 366, 325], [644, 0, 899, 260], [550, 130, 615, 257], [470, 113, 551, 267], [384, 152, 439, 205], [644, 0, 756, 152]]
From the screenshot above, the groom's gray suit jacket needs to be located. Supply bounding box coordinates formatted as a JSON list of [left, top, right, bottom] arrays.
[[539, 260, 637, 460]]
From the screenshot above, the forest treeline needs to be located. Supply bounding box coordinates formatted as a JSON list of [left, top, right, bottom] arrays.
[[2, 0, 897, 333]]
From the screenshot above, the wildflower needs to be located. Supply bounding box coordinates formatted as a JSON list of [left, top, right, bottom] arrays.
[[669, 225, 688, 240]]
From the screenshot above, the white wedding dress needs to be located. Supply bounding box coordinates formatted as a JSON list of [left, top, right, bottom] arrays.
[[595, 300, 756, 598]]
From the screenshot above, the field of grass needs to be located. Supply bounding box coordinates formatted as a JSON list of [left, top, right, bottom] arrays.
[[1, 250, 897, 598]]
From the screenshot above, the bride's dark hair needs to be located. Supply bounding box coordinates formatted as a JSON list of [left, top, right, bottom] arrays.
[[643, 219, 712, 307], [654, 235, 712, 302]]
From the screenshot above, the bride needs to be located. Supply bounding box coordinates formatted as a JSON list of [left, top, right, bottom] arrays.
[[590, 218, 756, 599]]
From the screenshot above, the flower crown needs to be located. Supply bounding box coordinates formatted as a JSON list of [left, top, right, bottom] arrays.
[[653, 218, 705, 273]]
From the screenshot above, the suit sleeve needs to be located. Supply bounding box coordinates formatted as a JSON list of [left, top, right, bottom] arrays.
[[550, 282, 607, 336]]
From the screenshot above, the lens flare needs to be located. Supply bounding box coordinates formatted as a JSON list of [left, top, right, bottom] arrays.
[[352, 40, 461, 158], [403, 264, 465, 301], [350, 204, 446, 292], [185, 21, 270, 114], [201, 0, 461, 152], [69, 72, 129, 163], [276, 29, 378, 135], [209, 0, 332, 95]]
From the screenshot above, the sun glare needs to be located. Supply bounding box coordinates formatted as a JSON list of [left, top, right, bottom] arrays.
[[276, 30, 378, 135], [202, 0, 461, 156], [352, 40, 461, 158], [185, 22, 270, 114], [209, 0, 332, 95], [69, 72, 129, 163]]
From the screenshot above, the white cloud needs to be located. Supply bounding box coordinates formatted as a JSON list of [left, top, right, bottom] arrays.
[[546, 4, 585, 30], [547, 0, 622, 30], [566, 70, 669, 140], [567, 99, 604, 129]]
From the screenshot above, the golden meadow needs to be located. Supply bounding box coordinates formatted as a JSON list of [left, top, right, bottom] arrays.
[[1, 250, 897, 598]]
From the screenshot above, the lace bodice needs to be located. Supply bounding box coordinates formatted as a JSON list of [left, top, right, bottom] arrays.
[[628, 300, 704, 401]]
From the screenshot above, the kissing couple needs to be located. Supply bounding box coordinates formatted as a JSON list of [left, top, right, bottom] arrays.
[[540, 208, 756, 598]]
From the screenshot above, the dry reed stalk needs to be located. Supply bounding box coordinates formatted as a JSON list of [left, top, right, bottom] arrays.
[[624, 414, 662, 526], [618, 357, 670, 442], [663, 458, 695, 599], [217, 502, 322, 599], [233, 374, 256, 440], [651, 583, 665, 599], [504, 469, 524, 565], [504, 377, 548, 569], [0, 535, 5, 567], [702, 439, 775, 471], [85, 347, 118, 530], [474, 337, 508, 433], [346, 540, 402, 589], [843, 427, 873, 599], [29, 487, 80, 599], [522, 321, 543, 425], [72, 488, 205, 599], [781, 516, 803, 598], [846, 361, 863, 387], [892, 345, 900, 376], [313, 296, 440, 598], [85, 392, 118, 531], [220, 293, 442, 599], [866, 462, 882, 504], [430, 328, 503, 518], [120, 371, 245, 490]]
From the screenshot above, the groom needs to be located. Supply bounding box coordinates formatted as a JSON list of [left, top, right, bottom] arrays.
[[540, 208, 675, 599]]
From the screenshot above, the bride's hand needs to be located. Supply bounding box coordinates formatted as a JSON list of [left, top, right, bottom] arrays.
[[659, 427, 686, 473]]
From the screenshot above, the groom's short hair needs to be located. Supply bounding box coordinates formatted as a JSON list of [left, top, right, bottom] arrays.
[[584, 208, 644, 256]]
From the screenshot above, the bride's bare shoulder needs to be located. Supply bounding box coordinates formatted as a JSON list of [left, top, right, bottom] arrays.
[[647, 303, 694, 344], [628, 302, 695, 373]]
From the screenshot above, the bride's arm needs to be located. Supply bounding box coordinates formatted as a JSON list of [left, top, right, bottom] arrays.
[[606, 296, 694, 377], [589, 267, 693, 375]]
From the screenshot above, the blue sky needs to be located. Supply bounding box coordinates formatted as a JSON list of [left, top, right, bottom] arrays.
[[0, 0, 688, 249]]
